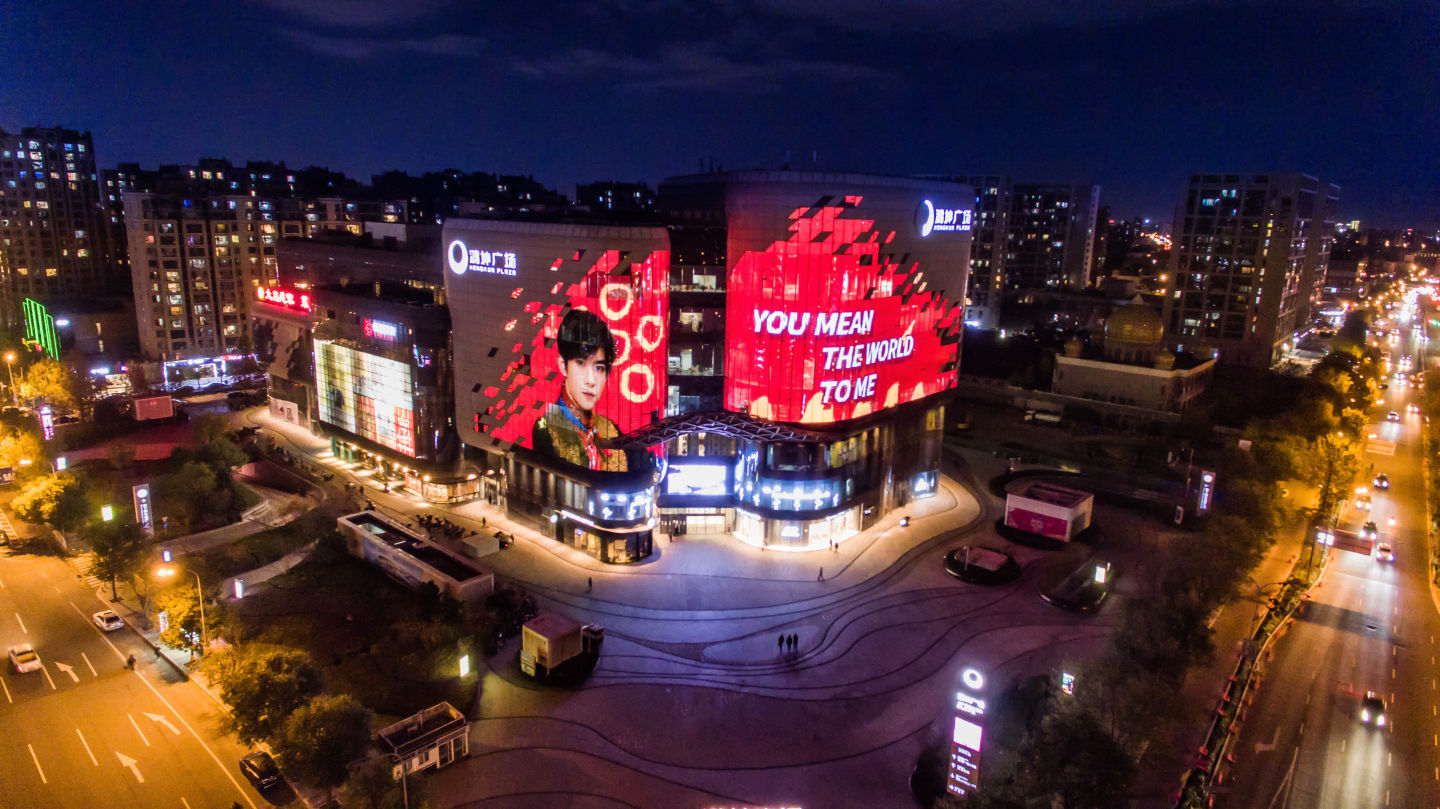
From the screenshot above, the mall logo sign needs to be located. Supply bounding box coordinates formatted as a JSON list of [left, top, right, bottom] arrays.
[[917, 200, 973, 237], [448, 239, 518, 277]]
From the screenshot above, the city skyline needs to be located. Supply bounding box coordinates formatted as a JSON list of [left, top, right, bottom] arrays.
[[5, 0, 1437, 227]]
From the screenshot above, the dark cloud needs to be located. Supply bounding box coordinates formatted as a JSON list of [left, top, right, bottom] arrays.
[[254, 0, 456, 29], [514, 42, 892, 92], [280, 29, 486, 59]]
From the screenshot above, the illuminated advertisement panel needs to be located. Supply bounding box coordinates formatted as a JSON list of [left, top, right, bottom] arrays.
[[664, 464, 730, 496], [724, 181, 970, 424], [947, 667, 988, 797], [445, 220, 669, 474], [315, 340, 417, 457]]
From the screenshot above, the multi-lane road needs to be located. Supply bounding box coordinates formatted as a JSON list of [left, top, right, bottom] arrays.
[[1220, 304, 1440, 808], [0, 547, 265, 809]]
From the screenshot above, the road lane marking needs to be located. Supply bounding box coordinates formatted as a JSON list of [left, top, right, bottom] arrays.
[[55, 662, 78, 683], [15, 612, 26, 633], [1341, 739, 1346, 753], [116, 752, 144, 783], [122, 662, 258, 807], [182, 799, 192, 809], [76, 728, 98, 766], [38, 570, 46, 580], [127, 714, 149, 747], [50, 585, 60, 595], [40, 663, 55, 690], [144, 711, 180, 735], [1389, 752, 1393, 767], [27, 744, 46, 783], [0, 677, 8, 703], [81, 652, 95, 677]]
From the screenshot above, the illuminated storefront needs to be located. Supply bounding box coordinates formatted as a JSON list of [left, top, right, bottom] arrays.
[[447, 172, 972, 559], [311, 282, 464, 502], [251, 284, 316, 427]]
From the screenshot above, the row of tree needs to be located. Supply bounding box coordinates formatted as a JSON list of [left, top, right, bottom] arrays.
[[199, 645, 383, 800], [940, 313, 1379, 808]]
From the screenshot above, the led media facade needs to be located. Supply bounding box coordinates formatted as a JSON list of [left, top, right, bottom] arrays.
[[446, 220, 669, 474], [315, 340, 417, 457], [724, 184, 969, 424]]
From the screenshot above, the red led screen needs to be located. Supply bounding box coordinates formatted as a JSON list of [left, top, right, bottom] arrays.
[[445, 220, 669, 473], [725, 198, 963, 423]]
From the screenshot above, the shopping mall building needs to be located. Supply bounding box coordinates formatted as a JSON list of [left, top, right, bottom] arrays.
[[446, 172, 974, 563]]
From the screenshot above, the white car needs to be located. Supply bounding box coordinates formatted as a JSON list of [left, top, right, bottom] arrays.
[[8, 643, 41, 674], [1377, 543, 1394, 562], [92, 610, 124, 632]]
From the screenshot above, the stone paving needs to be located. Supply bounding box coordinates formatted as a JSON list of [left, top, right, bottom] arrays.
[[246, 409, 1148, 808]]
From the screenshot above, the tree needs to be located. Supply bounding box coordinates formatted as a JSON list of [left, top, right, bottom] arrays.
[[107, 442, 137, 470], [87, 519, 146, 601], [19, 358, 77, 410], [0, 428, 44, 473], [157, 460, 219, 531], [1018, 702, 1135, 809], [12, 473, 89, 531], [201, 644, 324, 744], [274, 694, 374, 793], [153, 580, 207, 657], [193, 412, 231, 448], [339, 753, 415, 809]]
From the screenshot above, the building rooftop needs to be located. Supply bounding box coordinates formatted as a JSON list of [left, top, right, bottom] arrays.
[[377, 703, 468, 757], [1012, 481, 1093, 508], [524, 611, 583, 640]]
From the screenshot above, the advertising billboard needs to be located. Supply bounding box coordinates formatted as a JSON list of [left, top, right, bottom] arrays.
[[724, 184, 969, 424], [947, 667, 988, 797], [315, 340, 417, 457], [446, 220, 669, 474]]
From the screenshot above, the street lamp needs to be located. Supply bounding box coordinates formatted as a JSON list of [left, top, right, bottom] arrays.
[[155, 565, 205, 654], [3, 351, 15, 406]]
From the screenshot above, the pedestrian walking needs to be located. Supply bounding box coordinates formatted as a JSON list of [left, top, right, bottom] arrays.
[[789, 634, 797, 651], [778, 634, 785, 652], [817, 567, 824, 582], [587, 576, 593, 592]]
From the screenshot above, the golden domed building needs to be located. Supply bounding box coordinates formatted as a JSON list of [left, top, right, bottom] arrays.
[[1051, 295, 1215, 414]]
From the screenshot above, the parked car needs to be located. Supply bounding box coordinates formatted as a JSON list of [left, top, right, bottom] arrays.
[[239, 751, 282, 789], [8, 643, 41, 673], [1360, 691, 1387, 726], [1376, 543, 1394, 562], [92, 610, 125, 632]]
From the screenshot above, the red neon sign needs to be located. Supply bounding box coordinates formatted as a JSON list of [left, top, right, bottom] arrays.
[[255, 286, 312, 313]]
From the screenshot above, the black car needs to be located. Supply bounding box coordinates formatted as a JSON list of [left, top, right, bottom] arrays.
[[240, 751, 281, 789], [1360, 691, 1387, 727], [1374, 473, 1390, 489]]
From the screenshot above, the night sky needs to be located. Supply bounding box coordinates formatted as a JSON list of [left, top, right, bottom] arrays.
[[5, 0, 1437, 227]]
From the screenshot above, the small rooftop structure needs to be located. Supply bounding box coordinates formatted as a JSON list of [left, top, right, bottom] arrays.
[[377, 702, 469, 780], [337, 511, 494, 602], [1012, 480, 1092, 508]]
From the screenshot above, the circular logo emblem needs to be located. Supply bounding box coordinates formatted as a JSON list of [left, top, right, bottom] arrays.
[[447, 239, 469, 275], [917, 199, 936, 237], [961, 667, 984, 691], [136, 487, 148, 499]]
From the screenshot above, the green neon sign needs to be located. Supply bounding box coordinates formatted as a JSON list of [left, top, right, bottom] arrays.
[[22, 298, 60, 361]]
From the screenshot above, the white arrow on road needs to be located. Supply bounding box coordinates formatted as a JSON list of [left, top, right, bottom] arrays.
[[116, 752, 145, 783], [144, 712, 180, 735], [54, 662, 78, 683], [1254, 725, 1280, 753]]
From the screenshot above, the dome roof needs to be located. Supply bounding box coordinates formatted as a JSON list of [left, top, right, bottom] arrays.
[[1105, 295, 1164, 345]]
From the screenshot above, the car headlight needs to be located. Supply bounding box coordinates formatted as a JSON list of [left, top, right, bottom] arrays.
[[1377, 714, 1386, 726], [1362, 709, 1370, 721]]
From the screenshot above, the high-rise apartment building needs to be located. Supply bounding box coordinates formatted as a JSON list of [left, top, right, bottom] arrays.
[[1161, 173, 1339, 368], [123, 160, 408, 361], [0, 127, 125, 325], [956, 176, 1011, 330], [1004, 183, 1101, 293]]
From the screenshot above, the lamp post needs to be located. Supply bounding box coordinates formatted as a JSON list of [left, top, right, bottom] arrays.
[[3, 351, 15, 406], [156, 565, 205, 654]]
